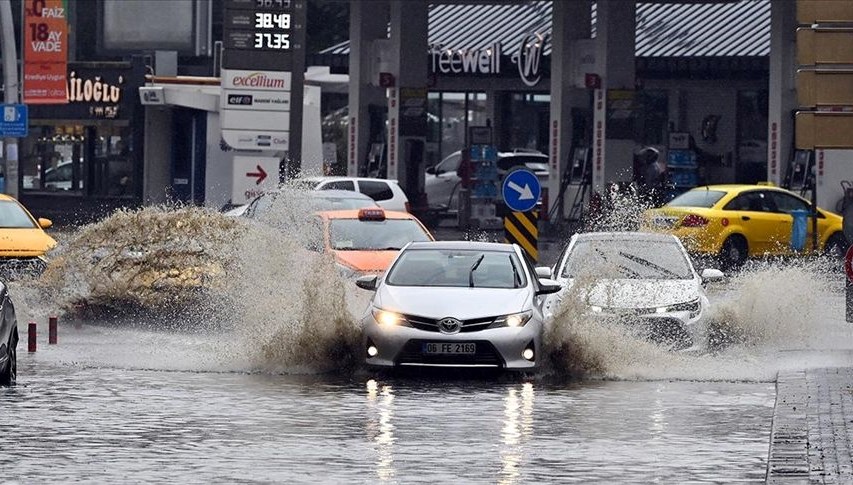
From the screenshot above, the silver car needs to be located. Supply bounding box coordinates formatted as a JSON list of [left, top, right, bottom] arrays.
[[545, 232, 724, 350], [356, 241, 561, 370]]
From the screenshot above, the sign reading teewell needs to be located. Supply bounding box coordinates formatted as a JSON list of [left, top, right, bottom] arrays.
[[221, 0, 305, 156]]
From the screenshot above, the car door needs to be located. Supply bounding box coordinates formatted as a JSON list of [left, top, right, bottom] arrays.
[[767, 190, 825, 253], [424, 152, 461, 209], [722, 190, 785, 255]]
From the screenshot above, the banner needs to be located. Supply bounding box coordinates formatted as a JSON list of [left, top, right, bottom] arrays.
[[22, 0, 69, 104]]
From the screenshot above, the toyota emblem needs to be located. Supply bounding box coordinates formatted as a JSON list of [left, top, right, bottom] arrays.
[[437, 317, 462, 334]]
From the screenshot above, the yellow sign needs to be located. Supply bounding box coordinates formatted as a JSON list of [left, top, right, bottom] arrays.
[[504, 211, 538, 262]]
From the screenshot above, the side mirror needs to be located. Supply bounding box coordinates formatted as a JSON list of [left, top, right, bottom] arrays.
[[426, 166, 436, 175], [536, 278, 562, 296], [700, 268, 725, 282], [535, 266, 552, 279], [356, 275, 378, 291], [38, 218, 53, 229]]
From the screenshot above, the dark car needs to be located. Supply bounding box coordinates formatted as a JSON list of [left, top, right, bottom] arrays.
[[0, 283, 19, 385]]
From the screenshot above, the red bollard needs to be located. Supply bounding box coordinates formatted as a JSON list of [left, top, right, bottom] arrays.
[[28, 322, 37, 352], [48, 315, 58, 344]]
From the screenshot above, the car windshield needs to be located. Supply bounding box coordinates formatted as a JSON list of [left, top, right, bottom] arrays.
[[0, 200, 37, 228], [666, 190, 726, 208], [386, 248, 527, 288], [329, 219, 431, 250], [561, 239, 693, 280]]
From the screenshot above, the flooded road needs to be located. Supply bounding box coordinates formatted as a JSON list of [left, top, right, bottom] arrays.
[[4, 207, 853, 482], [6, 347, 774, 484]]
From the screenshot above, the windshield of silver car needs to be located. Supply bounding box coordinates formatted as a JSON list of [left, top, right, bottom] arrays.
[[386, 249, 527, 288], [561, 239, 693, 280]]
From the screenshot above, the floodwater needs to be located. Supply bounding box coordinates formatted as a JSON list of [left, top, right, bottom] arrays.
[[2, 202, 853, 483]]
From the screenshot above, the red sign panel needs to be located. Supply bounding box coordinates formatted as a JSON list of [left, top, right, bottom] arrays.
[[23, 0, 69, 104]]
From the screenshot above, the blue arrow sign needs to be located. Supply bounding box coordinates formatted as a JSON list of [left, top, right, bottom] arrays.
[[502, 168, 541, 212], [0, 104, 28, 138]]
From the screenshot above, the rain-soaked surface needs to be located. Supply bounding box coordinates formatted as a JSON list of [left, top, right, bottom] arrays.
[[2, 193, 853, 482]]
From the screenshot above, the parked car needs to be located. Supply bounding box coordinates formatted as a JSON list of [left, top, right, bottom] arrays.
[[225, 189, 379, 218], [300, 176, 410, 212], [356, 240, 561, 370], [0, 194, 57, 278], [0, 282, 18, 385], [425, 150, 550, 212], [317, 208, 433, 277], [642, 184, 846, 269], [544, 232, 724, 350]]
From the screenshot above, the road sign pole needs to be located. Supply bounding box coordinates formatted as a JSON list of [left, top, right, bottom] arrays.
[[0, 0, 20, 198]]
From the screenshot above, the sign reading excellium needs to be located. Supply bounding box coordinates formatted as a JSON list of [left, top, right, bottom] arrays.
[[428, 33, 548, 87], [221, 0, 305, 151]]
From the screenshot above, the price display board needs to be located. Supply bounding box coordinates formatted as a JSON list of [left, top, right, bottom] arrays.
[[223, 0, 304, 71]]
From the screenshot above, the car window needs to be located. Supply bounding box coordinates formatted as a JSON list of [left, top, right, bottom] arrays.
[[436, 153, 461, 173], [723, 191, 775, 212], [497, 155, 548, 172], [329, 218, 431, 250], [320, 180, 355, 191], [768, 191, 809, 214], [386, 248, 526, 288], [561, 239, 693, 280], [0, 200, 37, 228], [358, 180, 394, 201], [666, 190, 727, 208]]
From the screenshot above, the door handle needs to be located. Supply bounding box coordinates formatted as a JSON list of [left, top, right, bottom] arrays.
[[741, 216, 750, 221]]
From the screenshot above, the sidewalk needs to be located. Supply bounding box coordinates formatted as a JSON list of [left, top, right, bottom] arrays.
[[767, 368, 853, 484]]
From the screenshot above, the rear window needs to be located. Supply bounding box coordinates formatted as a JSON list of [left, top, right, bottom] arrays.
[[666, 190, 726, 208], [358, 180, 394, 201]]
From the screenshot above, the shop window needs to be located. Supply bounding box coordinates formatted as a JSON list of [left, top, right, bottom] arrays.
[[425, 91, 489, 166], [638, 90, 668, 146], [503, 93, 549, 154], [20, 124, 135, 197]]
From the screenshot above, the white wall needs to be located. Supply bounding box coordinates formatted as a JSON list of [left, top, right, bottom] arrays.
[[142, 106, 173, 205], [204, 112, 236, 209]]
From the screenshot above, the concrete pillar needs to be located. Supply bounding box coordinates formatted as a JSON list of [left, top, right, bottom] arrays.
[[388, 0, 428, 207], [549, 0, 592, 219], [347, 1, 388, 177], [767, 0, 796, 186], [143, 106, 173, 205], [593, 0, 636, 191]]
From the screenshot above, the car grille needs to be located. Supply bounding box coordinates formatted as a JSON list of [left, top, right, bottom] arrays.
[[395, 339, 505, 367], [599, 306, 658, 316], [0, 257, 47, 278], [405, 314, 497, 333]]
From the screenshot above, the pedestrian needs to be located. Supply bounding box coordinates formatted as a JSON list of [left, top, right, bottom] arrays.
[[640, 147, 667, 207]]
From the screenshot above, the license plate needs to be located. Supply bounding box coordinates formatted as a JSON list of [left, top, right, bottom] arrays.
[[422, 342, 476, 355], [651, 216, 678, 228]]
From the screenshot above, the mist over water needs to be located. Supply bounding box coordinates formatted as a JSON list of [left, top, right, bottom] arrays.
[[13, 189, 851, 381]]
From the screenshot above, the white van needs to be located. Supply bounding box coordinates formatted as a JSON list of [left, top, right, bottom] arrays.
[[301, 176, 410, 212]]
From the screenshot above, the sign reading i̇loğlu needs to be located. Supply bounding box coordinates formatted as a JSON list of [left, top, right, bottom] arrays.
[[23, 0, 69, 104]]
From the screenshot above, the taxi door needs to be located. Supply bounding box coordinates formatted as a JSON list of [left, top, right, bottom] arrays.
[[724, 191, 787, 255]]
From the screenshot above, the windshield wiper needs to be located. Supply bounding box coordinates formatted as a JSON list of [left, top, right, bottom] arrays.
[[469, 253, 485, 288], [617, 252, 680, 278]]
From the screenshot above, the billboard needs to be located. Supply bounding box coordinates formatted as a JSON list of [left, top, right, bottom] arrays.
[[22, 0, 69, 104]]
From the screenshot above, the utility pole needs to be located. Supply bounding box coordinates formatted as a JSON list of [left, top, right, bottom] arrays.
[[0, 0, 19, 198]]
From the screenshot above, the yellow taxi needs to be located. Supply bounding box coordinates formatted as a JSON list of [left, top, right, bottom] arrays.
[[0, 194, 56, 274], [315, 208, 433, 276], [642, 184, 845, 268]]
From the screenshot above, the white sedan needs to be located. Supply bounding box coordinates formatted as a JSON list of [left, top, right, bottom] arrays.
[[544, 232, 724, 350]]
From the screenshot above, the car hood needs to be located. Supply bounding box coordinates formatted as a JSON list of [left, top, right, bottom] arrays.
[[0, 228, 56, 257], [562, 278, 700, 308], [375, 285, 531, 319], [333, 250, 399, 273]]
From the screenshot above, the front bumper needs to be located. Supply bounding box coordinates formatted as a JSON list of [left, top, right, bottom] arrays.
[[591, 308, 706, 349], [362, 318, 541, 370]]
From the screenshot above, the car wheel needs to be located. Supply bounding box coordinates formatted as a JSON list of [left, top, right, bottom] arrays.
[[0, 328, 16, 386], [719, 236, 747, 271], [825, 233, 848, 260]]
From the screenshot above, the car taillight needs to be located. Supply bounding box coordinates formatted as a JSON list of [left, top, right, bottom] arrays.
[[680, 214, 709, 227]]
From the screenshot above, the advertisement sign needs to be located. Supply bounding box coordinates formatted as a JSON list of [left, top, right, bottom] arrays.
[[0, 105, 29, 137], [231, 155, 280, 205], [22, 0, 69, 104]]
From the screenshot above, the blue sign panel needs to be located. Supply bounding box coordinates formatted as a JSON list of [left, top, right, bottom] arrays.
[[502, 168, 541, 212], [0, 104, 28, 137]]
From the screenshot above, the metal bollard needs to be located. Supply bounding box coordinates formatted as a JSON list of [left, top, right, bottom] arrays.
[[27, 322, 36, 352], [48, 315, 57, 344]]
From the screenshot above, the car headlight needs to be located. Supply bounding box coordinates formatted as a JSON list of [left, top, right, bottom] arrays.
[[492, 310, 532, 328], [371, 307, 409, 327], [655, 299, 701, 315]]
